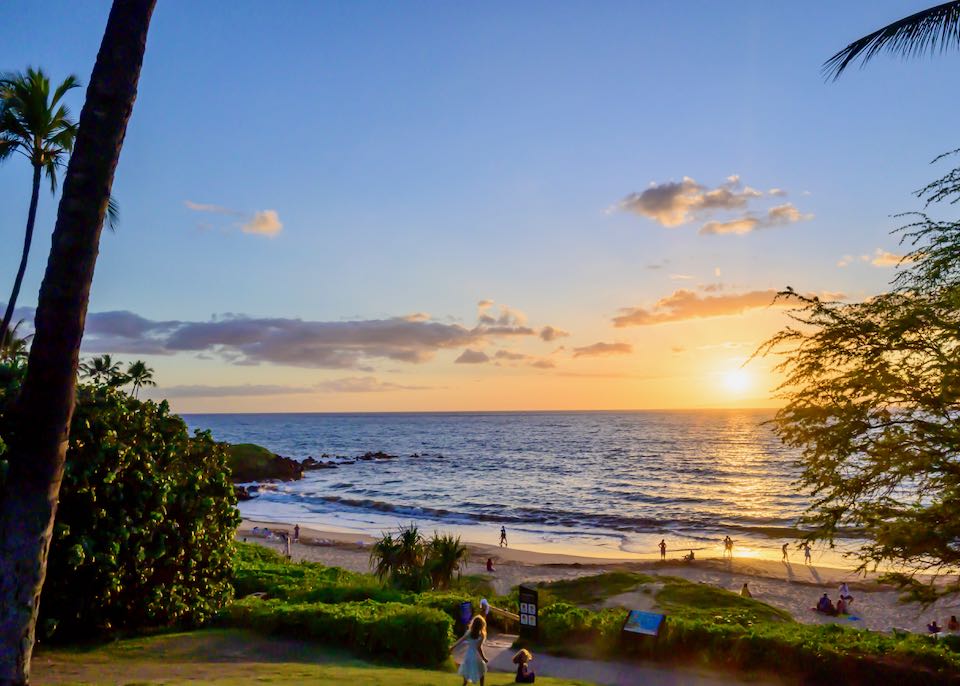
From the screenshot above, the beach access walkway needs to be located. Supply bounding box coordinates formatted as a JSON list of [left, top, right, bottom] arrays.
[[478, 633, 781, 686]]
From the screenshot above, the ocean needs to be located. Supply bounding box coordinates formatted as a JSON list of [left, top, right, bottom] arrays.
[[184, 410, 837, 563]]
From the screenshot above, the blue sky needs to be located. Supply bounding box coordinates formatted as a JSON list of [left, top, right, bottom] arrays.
[[1, 1, 957, 411]]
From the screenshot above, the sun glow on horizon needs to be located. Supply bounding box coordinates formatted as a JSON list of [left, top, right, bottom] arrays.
[[722, 368, 752, 394]]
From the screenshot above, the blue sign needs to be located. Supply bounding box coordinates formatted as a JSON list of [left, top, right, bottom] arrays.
[[622, 610, 665, 636]]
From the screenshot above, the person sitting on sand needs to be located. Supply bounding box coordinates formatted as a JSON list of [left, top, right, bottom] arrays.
[[836, 597, 848, 615], [816, 593, 837, 616], [928, 620, 942, 634], [740, 583, 752, 599], [450, 615, 489, 686], [683, 550, 695, 562], [948, 615, 959, 632], [486, 557, 496, 573], [513, 648, 535, 683]]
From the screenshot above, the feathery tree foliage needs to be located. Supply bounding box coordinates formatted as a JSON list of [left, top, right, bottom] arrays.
[[125, 359, 156, 397], [824, 1, 960, 80], [760, 156, 960, 602], [0, 322, 30, 365], [78, 354, 125, 386], [369, 525, 467, 591]]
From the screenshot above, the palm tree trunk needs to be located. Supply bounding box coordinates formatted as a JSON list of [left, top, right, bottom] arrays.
[[0, 2, 156, 684], [0, 165, 42, 351]]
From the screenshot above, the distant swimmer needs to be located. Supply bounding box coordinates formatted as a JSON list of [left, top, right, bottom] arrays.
[[659, 539, 667, 561], [499, 526, 508, 547]]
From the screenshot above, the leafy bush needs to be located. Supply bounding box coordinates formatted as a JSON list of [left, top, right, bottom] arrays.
[[222, 597, 453, 666], [0, 376, 240, 639]]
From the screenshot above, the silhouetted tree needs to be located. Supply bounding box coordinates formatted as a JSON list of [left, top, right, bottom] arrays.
[[78, 354, 125, 386], [125, 360, 155, 398], [0, 2, 156, 683]]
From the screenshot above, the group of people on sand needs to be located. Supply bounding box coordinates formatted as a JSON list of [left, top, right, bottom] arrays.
[[814, 583, 855, 616], [451, 612, 536, 684], [782, 541, 812, 564], [927, 616, 960, 635]]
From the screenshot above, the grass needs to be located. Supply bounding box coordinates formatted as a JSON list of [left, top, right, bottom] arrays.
[[32, 629, 594, 686]]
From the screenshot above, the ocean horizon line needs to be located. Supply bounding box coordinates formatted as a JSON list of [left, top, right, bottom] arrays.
[[181, 406, 782, 417]]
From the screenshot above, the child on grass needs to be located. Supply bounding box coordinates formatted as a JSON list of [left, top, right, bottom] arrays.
[[450, 615, 488, 685], [513, 648, 535, 683]]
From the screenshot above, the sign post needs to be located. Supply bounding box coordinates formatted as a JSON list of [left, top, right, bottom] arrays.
[[518, 585, 538, 639]]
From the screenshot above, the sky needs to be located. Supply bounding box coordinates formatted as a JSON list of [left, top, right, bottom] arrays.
[[1, 1, 958, 412]]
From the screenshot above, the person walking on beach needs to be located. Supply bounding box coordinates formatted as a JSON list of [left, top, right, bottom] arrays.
[[782, 543, 789, 562], [659, 539, 667, 560], [723, 535, 733, 558], [803, 542, 812, 565], [499, 526, 508, 547], [294, 524, 300, 543]]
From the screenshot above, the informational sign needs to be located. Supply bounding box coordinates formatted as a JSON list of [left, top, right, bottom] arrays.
[[622, 610, 665, 637], [518, 585, 538, 638]]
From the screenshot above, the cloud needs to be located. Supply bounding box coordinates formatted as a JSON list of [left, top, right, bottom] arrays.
[[153, 383, 316, 398], [539, 325, 569, 342], [477, 303, 527, 327], [314, 376, 429, 392], [184, 200, 244, 215], [669, 274, 695, 281], [616, 176, 760, 227], [530, 359, 556, 369], [455, 349, 490, 364], [401, 312, 431, 322], [572, 342, 633, 358], [242, 210, 283, 237], [613, 288, 780, 327], [73, 307, 541, 369], [493, 350, 528, 361], [699, 203, 812, 236], [838, 249, 911, 268], [477, 299, 495, 308], [615, 176, 811, 236]]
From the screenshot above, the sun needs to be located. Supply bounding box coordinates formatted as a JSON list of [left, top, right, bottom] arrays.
[[723, 368, 751, 394]]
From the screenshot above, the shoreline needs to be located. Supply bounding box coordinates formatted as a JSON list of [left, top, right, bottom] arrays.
[[238, 518, 957, 635]]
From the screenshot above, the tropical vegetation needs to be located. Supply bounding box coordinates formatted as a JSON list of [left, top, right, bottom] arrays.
[[369, 525, 469, 591], [759, 159, 960, 602]]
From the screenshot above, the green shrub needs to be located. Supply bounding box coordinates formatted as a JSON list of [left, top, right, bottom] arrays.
[[222, 597, 453, 666], [0, 378, 240, 639]]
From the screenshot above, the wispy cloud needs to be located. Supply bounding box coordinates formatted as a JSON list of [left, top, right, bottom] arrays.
[[455, 349, 490, 364], [572, 342, 633, 358], [184, 200, 244, 216], [152, 376, 429, 398], [838, 248, 911, 268], [615, 176, 811, 236]]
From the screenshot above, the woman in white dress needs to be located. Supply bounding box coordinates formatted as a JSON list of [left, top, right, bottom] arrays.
[[450, 615, 488, 685]]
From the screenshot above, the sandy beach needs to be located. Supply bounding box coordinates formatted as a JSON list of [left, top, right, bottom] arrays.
[[239, 519, 960, 635]]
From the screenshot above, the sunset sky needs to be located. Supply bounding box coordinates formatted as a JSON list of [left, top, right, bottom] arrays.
[[2, 1, 957, 412]]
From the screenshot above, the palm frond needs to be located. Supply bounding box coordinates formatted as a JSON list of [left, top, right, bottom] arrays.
[[824, 1, 960, 80], [106, 196, 120, 232]]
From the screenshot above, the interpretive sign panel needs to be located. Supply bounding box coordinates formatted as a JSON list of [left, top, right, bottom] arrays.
[[622, 610, 665, 636], [518, 585, 538, 638]]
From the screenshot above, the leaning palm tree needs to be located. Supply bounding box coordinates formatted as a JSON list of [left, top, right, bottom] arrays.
[[125, 360, 156, 398], [0, 2, 157, 682], [78, 354, 124, 386], [824, 2, 960, 79], [0, 69, 79, 350]]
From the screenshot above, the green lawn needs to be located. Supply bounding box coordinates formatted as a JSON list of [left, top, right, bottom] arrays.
[[31, 629, 594, 686]]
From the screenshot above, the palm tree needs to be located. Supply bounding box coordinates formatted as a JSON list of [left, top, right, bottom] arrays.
[[824, 2, 960, 79], [125, 360, 156, 398], [78, 354, 124, 386], [426, 533, 468, 590], [0, 320, 32, 364], [0, 69, 79, 351], [369, 532, 401, 582], [0, 2, 156, 683]]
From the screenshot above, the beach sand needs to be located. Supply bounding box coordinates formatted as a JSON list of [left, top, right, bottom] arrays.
[[239, 519, 959, 635]]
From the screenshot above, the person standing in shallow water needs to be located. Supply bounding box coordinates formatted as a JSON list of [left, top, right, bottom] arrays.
[[659, 539, 666, 560], [499, 526, 508, 547]]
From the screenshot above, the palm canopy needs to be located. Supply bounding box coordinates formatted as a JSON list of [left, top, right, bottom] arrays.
[[126, 359, 156, 396], [79, 354, 125, 385], [0, 67, 79, 192], [825, 1, 960, 79]]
